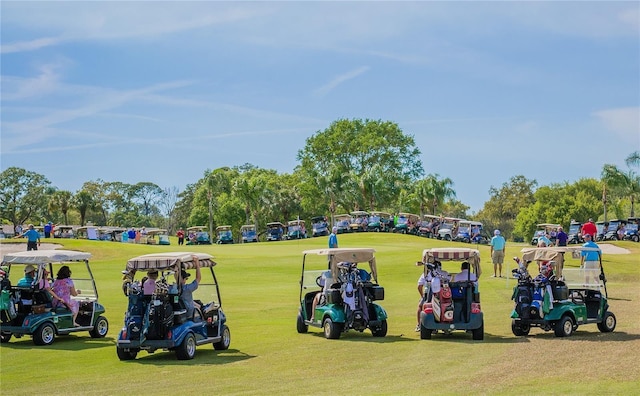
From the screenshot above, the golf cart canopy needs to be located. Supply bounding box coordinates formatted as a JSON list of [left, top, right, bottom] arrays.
[[418, 248, 482, 277], [519, 246, 601, 277], [302, 248, 377, 282], [2, 249, 91, 265], [125, 252, 215, 272]]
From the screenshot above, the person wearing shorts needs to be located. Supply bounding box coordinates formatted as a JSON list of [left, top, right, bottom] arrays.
[[490, 229, 506, 277]]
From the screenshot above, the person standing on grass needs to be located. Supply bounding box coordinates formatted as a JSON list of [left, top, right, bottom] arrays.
[[490, 229, 506, 277], [177, 228, 185, 245], [328, 226, 339, 248], [556, 226, 568, 247], [22, 224, 40, 251]]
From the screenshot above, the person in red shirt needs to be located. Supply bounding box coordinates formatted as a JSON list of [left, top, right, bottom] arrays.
[[581, 218, 597, 239], [176, 228, 185, 245]]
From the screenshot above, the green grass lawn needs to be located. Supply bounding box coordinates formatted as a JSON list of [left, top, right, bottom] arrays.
[[1, 234, 639, 395]]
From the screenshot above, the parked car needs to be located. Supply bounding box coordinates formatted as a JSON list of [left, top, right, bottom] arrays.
[[296, 248, 388, 339], [216, 225, 234, 244], [186, 226, 212, 245], [311, 216, 329, 237], [241, 225, 258, 243], [333, 214, 352, 234], [266, 222, 285, 242], [0, 250, 109, 345], [287, 220, 307, 240], [511, 246, 615, 337], [117, 252, 230, 360], [417, 247, 484, 340]]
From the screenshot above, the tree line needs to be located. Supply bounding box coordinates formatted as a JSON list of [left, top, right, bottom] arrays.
[[1, 119, 638, 241]]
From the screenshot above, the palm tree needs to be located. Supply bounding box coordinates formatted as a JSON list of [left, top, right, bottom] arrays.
[[48, 190, 73, 225], [73, 190, 94, 226], [416, 174, 456, 215], [602, 151, 640, 217]]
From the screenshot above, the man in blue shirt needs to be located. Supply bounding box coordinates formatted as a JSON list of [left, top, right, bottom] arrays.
[[490, 229, 506, 277], [328, 226, 338, 249], [22, 224, 40, 251], [178, 255, 202, 319], [581, 233, 601, 286], [17, 264, 36, 287]]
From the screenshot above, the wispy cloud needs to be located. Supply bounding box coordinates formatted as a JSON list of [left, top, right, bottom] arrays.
[[313, 66, 370, 97], [593, 107, 640, 144]]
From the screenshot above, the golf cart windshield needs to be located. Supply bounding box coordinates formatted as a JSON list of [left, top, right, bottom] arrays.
[[568, 224, 581, 234]]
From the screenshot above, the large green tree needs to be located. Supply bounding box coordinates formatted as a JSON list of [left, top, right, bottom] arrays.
[[48, 190, 74, 225], [297, 118, 423, 216], [0, 167, 51, 232], [602, 151, 640, 218]]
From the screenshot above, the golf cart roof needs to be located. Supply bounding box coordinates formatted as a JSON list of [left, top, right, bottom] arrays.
[[370, 211, 391, 217], [288, 219, 305, 225], [125, 252, 215, 271], [187, 226, 206, 231], [146, 228, 168, 236], [350, 211, 369, 216], [240, 224, 256, 230], [519, 246, 601, 277], [398, 212, 419, 218], [334, 214, 351, 220], [419, 248, 482, 277], [303, 248, 377, 281], [536, 223, 560, 228], [267, 222, 284, 227], [311, 216, 326, 222], [2, 249, 91, 265], [216, 225, 232, 231]]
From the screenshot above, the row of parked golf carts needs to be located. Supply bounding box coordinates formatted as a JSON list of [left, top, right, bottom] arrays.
[[0, 242, 616, 359]]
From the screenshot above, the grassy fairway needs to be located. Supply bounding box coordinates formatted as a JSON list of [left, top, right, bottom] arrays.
[[1, 234, 639, 395]]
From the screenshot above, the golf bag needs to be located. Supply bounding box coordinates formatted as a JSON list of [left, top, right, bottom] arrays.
[[339, 263, 370, 331], [146, 298, 173, 340]]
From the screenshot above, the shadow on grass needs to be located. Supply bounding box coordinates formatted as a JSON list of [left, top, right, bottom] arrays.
[[0, 335, 115, 350], [513, 330, 640, 342], [121, 348, 256, 365]]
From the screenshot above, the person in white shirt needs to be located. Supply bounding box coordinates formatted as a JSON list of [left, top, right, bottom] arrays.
[[453, 261, 478, 287]]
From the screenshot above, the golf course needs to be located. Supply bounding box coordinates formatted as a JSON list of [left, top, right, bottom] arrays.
[[1, 234, 639, 395]]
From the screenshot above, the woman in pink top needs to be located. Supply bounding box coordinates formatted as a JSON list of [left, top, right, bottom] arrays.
[[52, 265, 81, 326]]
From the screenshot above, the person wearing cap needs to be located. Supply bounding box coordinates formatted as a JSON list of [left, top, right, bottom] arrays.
[[21, 224, 40, 251], [328, 226, 339, 248], [580, 233, 601, 285], [17, 264, 37, 287], [490, 229, 506, 277], [177, 255, 202, 318], [143, 270, 159, 295]]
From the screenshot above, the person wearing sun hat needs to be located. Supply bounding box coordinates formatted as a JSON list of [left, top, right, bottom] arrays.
[[490, 229, 506, 277], [176, 255, 202, 318]]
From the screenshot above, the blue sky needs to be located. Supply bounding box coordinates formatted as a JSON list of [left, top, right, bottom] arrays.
[[1, 1, 638, 213]]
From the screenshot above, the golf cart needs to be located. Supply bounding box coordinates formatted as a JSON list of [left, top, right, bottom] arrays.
[[349, 211, 370, 232], [567, 221, 583, 245], [311, 216, 329, 237], [417, 248, 484, 340], [603, 219, 621, 241], [296, 248, 388, 339], [186, 226, 212, 245], [453, 220, 473, 243], [394, 213, 420, 235], [53, 225, 75, 239], [117, 252, 230, 360], [367, 211, 392, 232], [0, 250, 109, 345], [266, 222, 285, 241], [216, 226, 234, 244], [334, 214, 352, 234], [595, 221, 607, 242], [624, 218, 639, 242], [436, 217, 461, 241], [418, 215, 439, 238], [145, 229, 170, 245], [241, 225, 258, 243], [287, 220, 307, 240], [530, 223, 560, 246], [510, 246, 616, 337]]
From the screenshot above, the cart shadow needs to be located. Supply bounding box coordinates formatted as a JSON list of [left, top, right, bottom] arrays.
[[126, 348, 256, 365], [0, 335, 115, 350]]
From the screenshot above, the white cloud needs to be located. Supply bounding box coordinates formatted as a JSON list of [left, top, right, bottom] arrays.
[[313, 66, 370, 97], [593, 107, 640, 144]]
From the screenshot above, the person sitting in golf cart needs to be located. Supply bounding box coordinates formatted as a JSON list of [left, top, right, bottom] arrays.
[[453, 261, 478, 288], [310, 269, 333, 322], [175, 256, 202, 318]]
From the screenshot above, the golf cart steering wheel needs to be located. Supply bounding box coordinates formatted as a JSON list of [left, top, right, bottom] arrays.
[[316, 276, 323, 287]]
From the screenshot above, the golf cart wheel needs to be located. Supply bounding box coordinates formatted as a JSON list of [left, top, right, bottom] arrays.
[[323, 317, 341, 339], [0, 331, 12, 343], [116, 347, 138, 360], [420, 324, 432, 340], [296, 311, 308, 333], [176, 332, 197, 360], [633, 235, 639, 243], [472, 323, 484, 340], [214, 325, 231, 350], [371, 319, 387, 337], [90, 316, 109, 338], [597, 311, 616, 333], [511, 321, 530, 336], [33, 322, 56, 346], [444, 234, 451, 241], [554, 315, 574, 337]]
